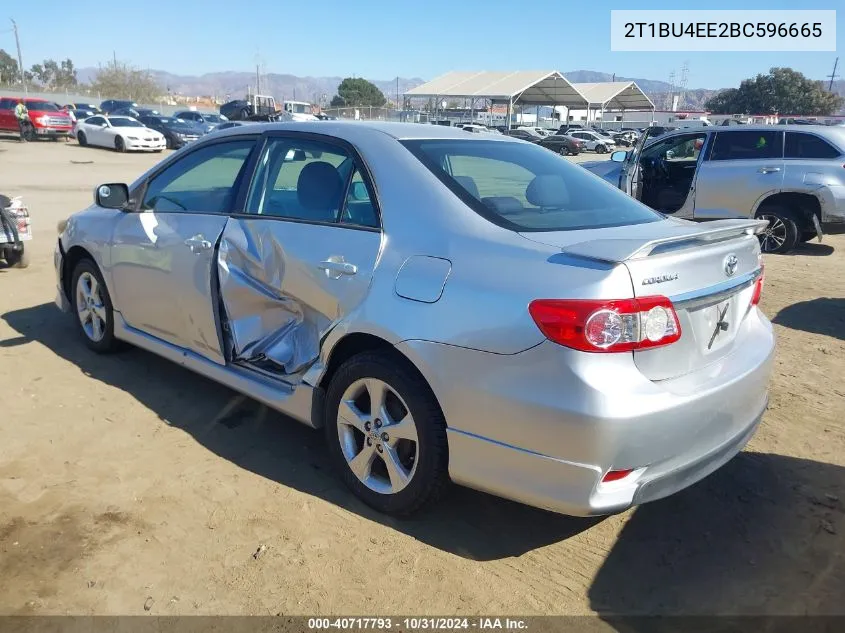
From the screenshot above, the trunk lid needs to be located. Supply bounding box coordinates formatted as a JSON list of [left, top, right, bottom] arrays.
[[520, 217, 766, 380]]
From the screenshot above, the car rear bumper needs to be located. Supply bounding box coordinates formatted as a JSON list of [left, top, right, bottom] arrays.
[[818, 185, 845, 224], [397, 307, 774, 516]]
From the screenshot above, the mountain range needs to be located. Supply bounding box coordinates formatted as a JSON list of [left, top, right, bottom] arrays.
[[75, 67, 843, 112]]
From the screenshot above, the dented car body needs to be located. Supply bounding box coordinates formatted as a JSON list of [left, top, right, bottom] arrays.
[[55, 122, 775, 516]]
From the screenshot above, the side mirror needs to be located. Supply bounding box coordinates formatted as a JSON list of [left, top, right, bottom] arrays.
[[610, 150, 628, 163], [95, 183, 130, 210], [350, 181, 369, 201]]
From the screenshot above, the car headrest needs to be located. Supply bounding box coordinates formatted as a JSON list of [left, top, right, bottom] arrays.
[[526, 174, 570, 208], [297, 161, 343, 212], [453, 175, 480, 199]]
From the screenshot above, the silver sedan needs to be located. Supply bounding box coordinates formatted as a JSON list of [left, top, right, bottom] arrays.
[[54, 122, 775, 516]]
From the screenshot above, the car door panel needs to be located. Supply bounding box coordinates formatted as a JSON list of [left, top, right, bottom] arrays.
[[217, 218, 381, 377], [111, 212, 229, 362], [109, 138, 258, 363], [694, 130, 784, 219]]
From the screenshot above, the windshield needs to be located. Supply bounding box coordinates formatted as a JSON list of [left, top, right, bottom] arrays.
[[26, 100, 61, 112], [402, 139, 662, 232], [201, 114, 225, 123], [288, 103, 309, 114], [109, 118, 144, 127]]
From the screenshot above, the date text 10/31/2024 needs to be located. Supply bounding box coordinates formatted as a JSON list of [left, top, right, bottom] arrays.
[[307, 618, 529, 630]]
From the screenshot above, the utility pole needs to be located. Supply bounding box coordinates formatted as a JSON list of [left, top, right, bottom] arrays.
[[10, 19, 25, 94], [828, 57, 840, 91]]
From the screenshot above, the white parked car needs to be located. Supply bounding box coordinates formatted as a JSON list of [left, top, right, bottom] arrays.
[[75, 115, 166, 153], [567, 130, 616, 153]]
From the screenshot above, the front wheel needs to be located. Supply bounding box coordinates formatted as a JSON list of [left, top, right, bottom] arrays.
[[114, 136, 126, 152], [70, 259, 123, 353], [324, 351, 449, 516], [756, 209, 799, 254]]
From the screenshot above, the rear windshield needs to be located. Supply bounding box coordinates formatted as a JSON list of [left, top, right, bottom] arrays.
[[401, 139, 662, 232], [109, 118, 144, 127]]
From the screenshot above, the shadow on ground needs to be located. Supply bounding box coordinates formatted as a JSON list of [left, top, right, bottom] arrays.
[[589, 452, 845, 618], [786, 241, 835, 257], [773, 297, 845, 341], [2, 302, 600, 561]]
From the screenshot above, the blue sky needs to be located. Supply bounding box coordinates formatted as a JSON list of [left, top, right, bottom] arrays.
[[3, 0, 841, 88]]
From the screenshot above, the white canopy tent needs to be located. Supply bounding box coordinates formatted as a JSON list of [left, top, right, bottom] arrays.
[[569, 81, 655, 126], [405, 70, 590, 128]]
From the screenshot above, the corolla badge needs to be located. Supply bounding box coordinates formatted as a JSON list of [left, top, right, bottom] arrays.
[[642, 273, 679, 285], [724, 254, 739, 277]]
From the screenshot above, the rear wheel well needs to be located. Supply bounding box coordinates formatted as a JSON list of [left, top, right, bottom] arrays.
[[756, 192, 821, 231], [314, 332, 445, 428], [62, 245, 95, 300]]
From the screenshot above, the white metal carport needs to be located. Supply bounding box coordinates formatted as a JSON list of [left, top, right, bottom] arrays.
[[404, 70, 589, 129], [569, 81, 655, 127]]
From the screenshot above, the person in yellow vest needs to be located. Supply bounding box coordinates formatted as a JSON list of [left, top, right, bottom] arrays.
[[14, 100, 30, 142]]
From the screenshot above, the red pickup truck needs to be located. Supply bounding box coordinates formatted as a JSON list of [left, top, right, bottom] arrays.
[[0, 97, 73, 140]]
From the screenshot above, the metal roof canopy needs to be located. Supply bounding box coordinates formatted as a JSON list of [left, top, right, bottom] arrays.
[[570, 81, 654, 110], [405, 70, 588, 107]]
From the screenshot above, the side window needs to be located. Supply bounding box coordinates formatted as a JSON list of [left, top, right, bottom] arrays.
[[784, 133, 841, 159], [0, 98, 12, 110], [246, 138, 354, 224], [342, 170, 379, 228], [710, 131, 782, 161], [86, 116, 105, 126], [141, 140, 255, 213]]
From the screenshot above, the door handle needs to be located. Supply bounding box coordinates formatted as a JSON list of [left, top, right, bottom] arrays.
[[184, 234, 212, 253], [758, 167, 781, 174], [318, 260, 358, 278]]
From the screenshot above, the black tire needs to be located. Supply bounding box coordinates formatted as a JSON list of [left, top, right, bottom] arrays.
[[324, 351, 449, 516], [558, 146, 570, 156], [114, 136, 125, 153], [77, 131, 87, 147], [595, 144, 607, 154], [5, 247, 29, 268], [756, 208, 800, 254], [70, 259, 123, 353]]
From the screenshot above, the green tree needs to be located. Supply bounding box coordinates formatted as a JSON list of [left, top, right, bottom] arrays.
[[332, 77, 386, 108], [90, 60, 162, 103], [705, 67, 843, 115], [0, 49, 20, 85]]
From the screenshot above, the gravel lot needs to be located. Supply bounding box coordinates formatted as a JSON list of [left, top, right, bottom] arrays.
[[1, 137, 843, 616]]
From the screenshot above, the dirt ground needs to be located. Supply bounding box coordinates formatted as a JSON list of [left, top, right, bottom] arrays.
[[1, 137, 843, 617]]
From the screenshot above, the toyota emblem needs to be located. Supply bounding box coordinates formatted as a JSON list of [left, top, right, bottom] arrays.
[[724, 254, 738, 277]]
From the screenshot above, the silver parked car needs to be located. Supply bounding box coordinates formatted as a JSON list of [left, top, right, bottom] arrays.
[[583, 125, 845, 254], [54, 122, 774, 517]]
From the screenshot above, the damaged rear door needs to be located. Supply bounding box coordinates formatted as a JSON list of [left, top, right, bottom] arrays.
[[111, 137, 258, 363], [218, 133, 382, 378]]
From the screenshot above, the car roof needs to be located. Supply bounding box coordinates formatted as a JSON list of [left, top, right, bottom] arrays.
[[207, 120, 517, 143]]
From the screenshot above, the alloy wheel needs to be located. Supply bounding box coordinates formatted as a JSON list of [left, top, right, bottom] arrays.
[[758, 214, 787, 253], [76, 271, 108, 342], [337, 378, 419, 495]]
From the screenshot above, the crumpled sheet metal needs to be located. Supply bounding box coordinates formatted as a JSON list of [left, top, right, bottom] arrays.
[[217, 220, 324, 375]]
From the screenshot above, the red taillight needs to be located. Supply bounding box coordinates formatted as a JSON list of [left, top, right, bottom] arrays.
[[602, 469, 633, 483], [750, 267, 764, 306], [528, 296, 682, 353]]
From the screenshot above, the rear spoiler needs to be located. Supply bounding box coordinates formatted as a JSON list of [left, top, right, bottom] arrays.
[[561, 219, 768, 263]]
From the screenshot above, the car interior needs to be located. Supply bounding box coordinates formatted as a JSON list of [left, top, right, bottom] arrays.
[[636, 133, 706, 213], [250, 143, 379, 228]]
